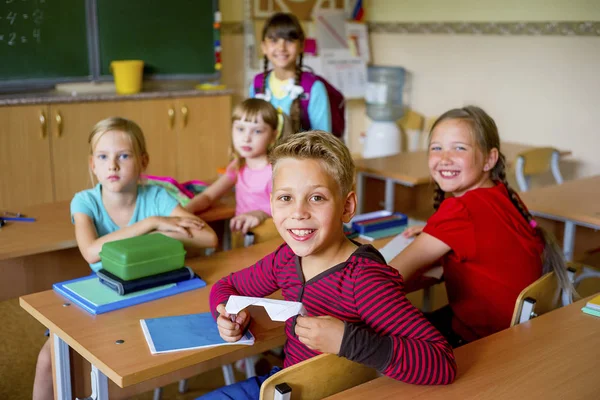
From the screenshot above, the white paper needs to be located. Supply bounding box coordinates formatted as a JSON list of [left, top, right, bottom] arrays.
[[346, 22, 370, 63], [314, 10, 348, 50], [225, 296, 306, 322], [379, 233, 414, 263], [319, 49, 367, 99]]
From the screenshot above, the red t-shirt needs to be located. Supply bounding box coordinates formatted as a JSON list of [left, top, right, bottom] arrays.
[[423, 182, 544, 342]]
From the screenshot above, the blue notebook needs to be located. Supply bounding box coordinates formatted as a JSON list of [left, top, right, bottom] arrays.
[[140, 312, 255, 354], [53, 273, 206, 315]]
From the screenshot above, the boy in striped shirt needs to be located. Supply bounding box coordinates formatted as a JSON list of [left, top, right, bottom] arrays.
[[201, 131, 457, 399]]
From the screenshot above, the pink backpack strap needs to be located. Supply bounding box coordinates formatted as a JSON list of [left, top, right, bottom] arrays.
[[253, 71, 268, 94], [298, 71, 318, 130]]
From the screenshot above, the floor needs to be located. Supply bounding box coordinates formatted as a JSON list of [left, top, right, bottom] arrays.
[[0, 297, 281, 400]]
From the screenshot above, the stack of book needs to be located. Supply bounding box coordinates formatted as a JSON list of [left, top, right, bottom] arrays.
[[345, 210, 408, 241], [581, 294, 600, 317]]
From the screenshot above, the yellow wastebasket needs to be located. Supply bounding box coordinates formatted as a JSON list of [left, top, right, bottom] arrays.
[[110, 60, 144, 94]]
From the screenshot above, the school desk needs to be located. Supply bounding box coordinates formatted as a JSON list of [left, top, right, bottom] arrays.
[[326, 296, 600, 400], [521, 175, 600, 262], [18, 234, 439, 399], [0, 198, 235, 301], [19, 238, 286, 399], [355, 142, 572, 215]]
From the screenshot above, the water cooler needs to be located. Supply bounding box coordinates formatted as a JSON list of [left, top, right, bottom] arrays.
[[362, 66, 406, 159]]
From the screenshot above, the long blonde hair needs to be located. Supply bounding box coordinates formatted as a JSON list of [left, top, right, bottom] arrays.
[[230, 98, 292, 170], [88, 117, 148, 186]]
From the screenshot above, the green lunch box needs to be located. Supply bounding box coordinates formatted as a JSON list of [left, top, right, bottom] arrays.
[[99, 234, 186, 281]]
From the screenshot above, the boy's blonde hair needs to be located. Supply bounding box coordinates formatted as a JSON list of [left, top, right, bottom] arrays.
[[269, 131, 355, 196], [88, 117, 148, 185], [231, 98, 292, 169]]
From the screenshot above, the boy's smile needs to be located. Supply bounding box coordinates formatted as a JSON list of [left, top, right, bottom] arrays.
[[271, 158, 351, 259]]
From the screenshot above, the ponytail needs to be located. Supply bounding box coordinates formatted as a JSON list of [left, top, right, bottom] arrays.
[[289, 52, 304, 133], [493, 153, 577, 300]]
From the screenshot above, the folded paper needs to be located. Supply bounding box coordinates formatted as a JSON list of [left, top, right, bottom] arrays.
[[225, 295, 306, 322]]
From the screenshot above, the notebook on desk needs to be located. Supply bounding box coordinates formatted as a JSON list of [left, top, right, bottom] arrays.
[[53, 273, 206, 315], [140, 312, 255, 354]]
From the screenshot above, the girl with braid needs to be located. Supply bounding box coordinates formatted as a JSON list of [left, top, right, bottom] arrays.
[[250, 12, 332, 133], [390, 106, 573, 347]]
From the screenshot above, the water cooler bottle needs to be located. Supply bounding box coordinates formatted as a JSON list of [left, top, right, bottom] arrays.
[[362, 66, 405, 159]]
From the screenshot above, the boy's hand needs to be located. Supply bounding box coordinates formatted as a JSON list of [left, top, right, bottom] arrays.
[[403, 225, 425, 238], [230, 211, 269, 234], [152, 216, 205, 237], [294, 315, 345, 355], [216, 304, 251, 342]]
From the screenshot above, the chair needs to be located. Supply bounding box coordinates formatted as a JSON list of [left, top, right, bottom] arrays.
[[511, 262, 600, 326], [259, 354, 378, 400], [514, 147, 563, 192], [397, 109, 424, 152]]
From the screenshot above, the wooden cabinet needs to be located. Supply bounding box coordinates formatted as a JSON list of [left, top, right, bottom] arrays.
[[0, 105, 54, 207], [176, 95, 232, 182], [0, 94, 231, 209]]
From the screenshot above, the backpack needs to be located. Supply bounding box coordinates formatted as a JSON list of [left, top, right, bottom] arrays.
[[253, 70, 345, 138], [142, 175, 208, 206]]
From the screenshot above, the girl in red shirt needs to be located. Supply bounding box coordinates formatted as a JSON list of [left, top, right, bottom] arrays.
[[390, 106, 573, 346]]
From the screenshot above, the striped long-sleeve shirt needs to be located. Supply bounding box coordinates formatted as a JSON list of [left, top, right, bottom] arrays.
[[209, 243, 457, 385]]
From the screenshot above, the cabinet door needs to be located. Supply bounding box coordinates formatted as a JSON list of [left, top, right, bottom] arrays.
[[50, 99, 178, 202], [176, 96, 232, 182], [0, 105, 54, 208]]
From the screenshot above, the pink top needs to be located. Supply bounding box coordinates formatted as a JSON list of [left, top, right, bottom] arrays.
[[225, 161, 273, 216]]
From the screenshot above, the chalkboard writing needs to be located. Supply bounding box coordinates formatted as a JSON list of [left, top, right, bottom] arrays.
[[0, 0, 217, 86], [0, 0, 90, 82]]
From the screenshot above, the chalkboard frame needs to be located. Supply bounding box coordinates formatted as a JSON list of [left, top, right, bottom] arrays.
[[0, 0, 220, 92]]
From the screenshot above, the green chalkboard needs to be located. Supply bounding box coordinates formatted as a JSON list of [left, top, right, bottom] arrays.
[[0, 0, 217, 88], [0, 0, 90, 82], [96, 0, 217, 77]]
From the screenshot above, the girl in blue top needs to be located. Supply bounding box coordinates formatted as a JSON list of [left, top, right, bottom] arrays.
[[33, 117, 217, 400], [250, 12, 331, 133]]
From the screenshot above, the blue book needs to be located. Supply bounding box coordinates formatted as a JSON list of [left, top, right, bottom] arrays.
[[53, 273, 206, 315], [140, 312, 255, 354]]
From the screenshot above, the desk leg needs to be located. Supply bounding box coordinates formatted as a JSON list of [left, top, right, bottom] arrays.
[[422, 286, 433, 313], [223, 219, 232, 251], [356, 172, 365, 215], [563, 222, 576, 262], [88, 365, 109, 400], [384, 179, 395, 212], [53, 333, 72, 400]]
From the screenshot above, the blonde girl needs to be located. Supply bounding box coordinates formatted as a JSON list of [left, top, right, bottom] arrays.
[[390, 106, 573, 347], [33, 117, 217, 400], [186, 98, 291, 236]]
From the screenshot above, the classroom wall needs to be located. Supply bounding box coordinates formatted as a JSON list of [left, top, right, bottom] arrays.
[[362, 0, 600, 178], [219, 1, 600, 177]]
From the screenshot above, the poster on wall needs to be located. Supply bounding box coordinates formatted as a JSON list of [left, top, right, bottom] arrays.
[[252, 0, 348, 20]]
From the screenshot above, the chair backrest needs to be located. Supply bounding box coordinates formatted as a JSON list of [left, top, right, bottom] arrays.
[[511, 271, 563, 326], [511, 262, 600, 326], [259, 354, 379, 400], [515, 147, 563, 192], [398, 109, 425, 152]]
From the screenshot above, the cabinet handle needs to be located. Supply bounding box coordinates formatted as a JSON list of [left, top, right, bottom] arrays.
[[168, 107, 175, 129], [181, 105, 189, 128], [55, 111, 63, 137], [39, 110, 47, 139]]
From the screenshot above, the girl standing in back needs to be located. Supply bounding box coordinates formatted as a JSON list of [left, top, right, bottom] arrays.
[[391, 106, 573, 347], [250, 12, 332, 134]]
